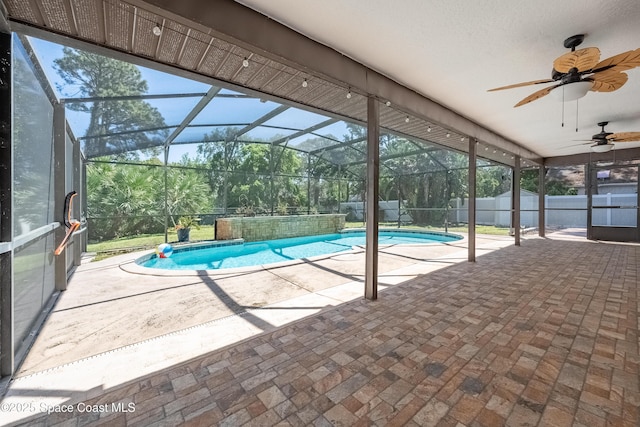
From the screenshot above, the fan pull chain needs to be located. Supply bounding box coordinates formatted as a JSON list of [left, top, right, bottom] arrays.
[[561, 86, 565, 128], [576, 98, 579, 132]]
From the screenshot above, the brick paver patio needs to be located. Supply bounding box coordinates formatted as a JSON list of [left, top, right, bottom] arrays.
[[7, 237, 640, 426]]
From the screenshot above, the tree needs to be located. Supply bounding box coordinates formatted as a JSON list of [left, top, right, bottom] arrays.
[[198, 130, 305, 214], [86, 158, 213, 241], [86, 161, 162, 240], [520, 169, 577, 195], [544, 180, 578, 196], [54, 48, 167, 159], [296, 133, 364, 213], [520, 169, 539, 193], [476, 166, 511, 198], [380, 137, 469, 226], [166, 156, 214, 226]]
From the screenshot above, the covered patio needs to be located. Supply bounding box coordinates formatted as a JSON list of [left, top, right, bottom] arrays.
[[1, 0, 640, 426]]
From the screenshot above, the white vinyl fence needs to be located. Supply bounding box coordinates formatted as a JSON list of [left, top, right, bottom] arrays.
[[591, 193, 637, 227], [339, 201, 413, 222], [452, 192, 637, 228]]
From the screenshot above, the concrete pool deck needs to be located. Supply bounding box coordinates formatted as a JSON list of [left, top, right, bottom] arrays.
[[18, 232, 491, 375], [2, 234, 515, 414]]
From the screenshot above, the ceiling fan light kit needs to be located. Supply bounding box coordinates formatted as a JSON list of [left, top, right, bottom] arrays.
[[591, 143, 614, 153], [549, 80, 593, 101]]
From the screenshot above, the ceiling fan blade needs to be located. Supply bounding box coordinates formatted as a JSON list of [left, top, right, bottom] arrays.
[[564, 142, 592, 147], [589, 70, 628, 92], [553, 47, 600, 73], [514, 85, 558, 107], [608, 132, 640, 143], [591, 48, 640, 73], [487, 79, 554, 91]]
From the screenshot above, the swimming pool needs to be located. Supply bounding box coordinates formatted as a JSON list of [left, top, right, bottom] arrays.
[[136, 230, 462, 271]]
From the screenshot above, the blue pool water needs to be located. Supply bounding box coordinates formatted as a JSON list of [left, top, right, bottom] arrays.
[[138, 230, 461, 271]]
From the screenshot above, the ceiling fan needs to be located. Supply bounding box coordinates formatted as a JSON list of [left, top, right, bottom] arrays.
[[488, 35, 640, 107], [577, 121, 640, 152]]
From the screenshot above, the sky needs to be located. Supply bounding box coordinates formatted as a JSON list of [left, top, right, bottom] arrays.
[[26, 36, 351, 163]]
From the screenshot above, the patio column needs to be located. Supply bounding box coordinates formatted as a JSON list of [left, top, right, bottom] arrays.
[[468, 138, 476, 262], [365, 96, 379, 300], [53, 101, 67, 291], [538, 165, 545, 237], [513, 155, 521, 246]]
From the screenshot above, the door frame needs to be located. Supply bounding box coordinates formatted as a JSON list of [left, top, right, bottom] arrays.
[[587, 162, 640, 242]]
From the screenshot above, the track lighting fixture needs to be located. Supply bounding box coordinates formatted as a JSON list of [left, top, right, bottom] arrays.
[[152, 24, 162, 36], [346, 90, 352, 99], [405, 116, 410, 123], [427, 125, 431, 132], [302, 79, 308, 88], [446, 132, 450, 138], [242, 57, 249, 68], [385, 101, 391, 107]]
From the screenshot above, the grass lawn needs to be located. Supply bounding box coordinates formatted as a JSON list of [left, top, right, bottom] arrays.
[[87, 225, 216, 257]]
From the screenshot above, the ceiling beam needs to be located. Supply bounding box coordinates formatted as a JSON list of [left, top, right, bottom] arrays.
[[544, 147, 640, 167]]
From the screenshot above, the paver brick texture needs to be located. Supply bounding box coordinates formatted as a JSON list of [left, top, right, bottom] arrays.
[[14, 238, 640, 426]]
